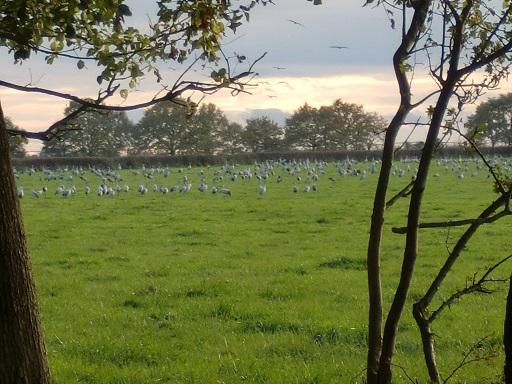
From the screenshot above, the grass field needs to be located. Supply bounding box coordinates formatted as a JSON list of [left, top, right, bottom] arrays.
[[15, 158, 512, 383]]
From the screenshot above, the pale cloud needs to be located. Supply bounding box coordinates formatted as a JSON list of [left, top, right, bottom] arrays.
[[206, 71, 435, 119], [4, 67, 512, 154]]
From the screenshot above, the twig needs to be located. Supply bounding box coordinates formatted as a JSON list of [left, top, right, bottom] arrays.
[[392, 209, 512, 234], [386, 179, 415, 209], [390, 363, 419, 384], [430, 254, 512, 322], [443, 335, 499, 383]]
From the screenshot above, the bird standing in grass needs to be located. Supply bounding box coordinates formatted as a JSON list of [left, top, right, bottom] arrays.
[[258, 184, 266, 196]]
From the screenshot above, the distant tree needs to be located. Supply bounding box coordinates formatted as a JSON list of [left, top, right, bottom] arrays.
[[130, 101, 189, 155], [40, 102, 131, 157], [218, 122, 245, 154], [241, 116, 283, 152], [322, 99, 385, 151], [184, 103, 230, 154], [284, 103, 325, 151], [466, 93, 512, 147], [6, 117, 27, 158], [284, 100, 385, 151]]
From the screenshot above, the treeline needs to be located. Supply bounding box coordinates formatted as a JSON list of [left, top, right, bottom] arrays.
[[13, 146, 512, 170], [10, 99, 387, 158]]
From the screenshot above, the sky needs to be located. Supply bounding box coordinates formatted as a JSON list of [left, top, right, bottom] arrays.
[[1, 1, 510, 154]]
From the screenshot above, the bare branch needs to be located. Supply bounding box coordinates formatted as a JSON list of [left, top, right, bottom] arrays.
[[443, 335, 501, 384], [386, 179, 415, 209], [3, 52, 268, 141], [448, 125, 507, 195], [392, 209, 512, 234], [430, 254, 512, 323], [390, 363, 419, 384], [410, 90, 442, 109]]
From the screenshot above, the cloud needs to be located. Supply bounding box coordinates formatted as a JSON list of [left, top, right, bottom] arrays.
[[0, 69, 452, 153]]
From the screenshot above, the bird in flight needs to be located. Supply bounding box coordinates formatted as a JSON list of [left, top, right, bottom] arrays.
[[266, 95, 277, 99], [273, 66, 286, 70], [287, 19, 305, 27], [330, 45, 349, 49]]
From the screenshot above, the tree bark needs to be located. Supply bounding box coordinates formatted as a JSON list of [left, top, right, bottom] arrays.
[[378, 71, 460, 384], [505, 274, 512, 384], [366, 2, 432, 383], [412, 304, 441, 383], [0, 102, 50, 383], [376, 0, 473, 379]]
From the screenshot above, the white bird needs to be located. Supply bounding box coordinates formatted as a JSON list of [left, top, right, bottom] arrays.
[[85, 186, 91, 195], [17, 186, 24, 198], [219, 187, 231, 196], [31, 190, 41, 198], [180, 183, 192, 193], [258, 184, 266, 196], [211, 186, 218, 194], [138, 185, 148, 195]]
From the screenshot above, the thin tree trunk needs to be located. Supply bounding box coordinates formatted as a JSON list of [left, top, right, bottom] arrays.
[[505, 274, 512, 384], [378, 79, 459, 384], [367, 106, 405, 383], [377, 0, 470, 378], [413, 194, 508, 383], [412, 305, 441, 383], [0, 102, 50, 383], [366, 3, 432, 383]]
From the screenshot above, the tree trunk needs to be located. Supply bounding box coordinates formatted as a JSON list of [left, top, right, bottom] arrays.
[[365, 3, 432, 383], [0, 102, 50, 383], [377, 79, 459, 384], [412, 304, 441, 383], [505, 274, 512, 384]]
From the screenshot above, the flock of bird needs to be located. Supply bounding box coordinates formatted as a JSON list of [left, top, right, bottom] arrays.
[[13, 156, 512, 201]]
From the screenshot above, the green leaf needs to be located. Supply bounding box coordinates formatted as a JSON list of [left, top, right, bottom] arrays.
[[211, 21, 224, 35]]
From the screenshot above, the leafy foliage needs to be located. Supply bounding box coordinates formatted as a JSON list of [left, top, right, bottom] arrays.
[[129, 101, 231, 155], [6, 117, 27, 158], [285, 100, 386, 151], [40, 102, 132, 157], [0, 0, 273, 92], [241, 116, 283, 153], [467, 93, 512, 148]]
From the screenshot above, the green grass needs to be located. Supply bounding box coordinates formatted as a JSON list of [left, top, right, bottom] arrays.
[[15, 158, 512, 383]]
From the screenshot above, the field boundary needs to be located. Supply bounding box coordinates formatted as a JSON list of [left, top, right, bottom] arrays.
[[11, 146, 512, 168]]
